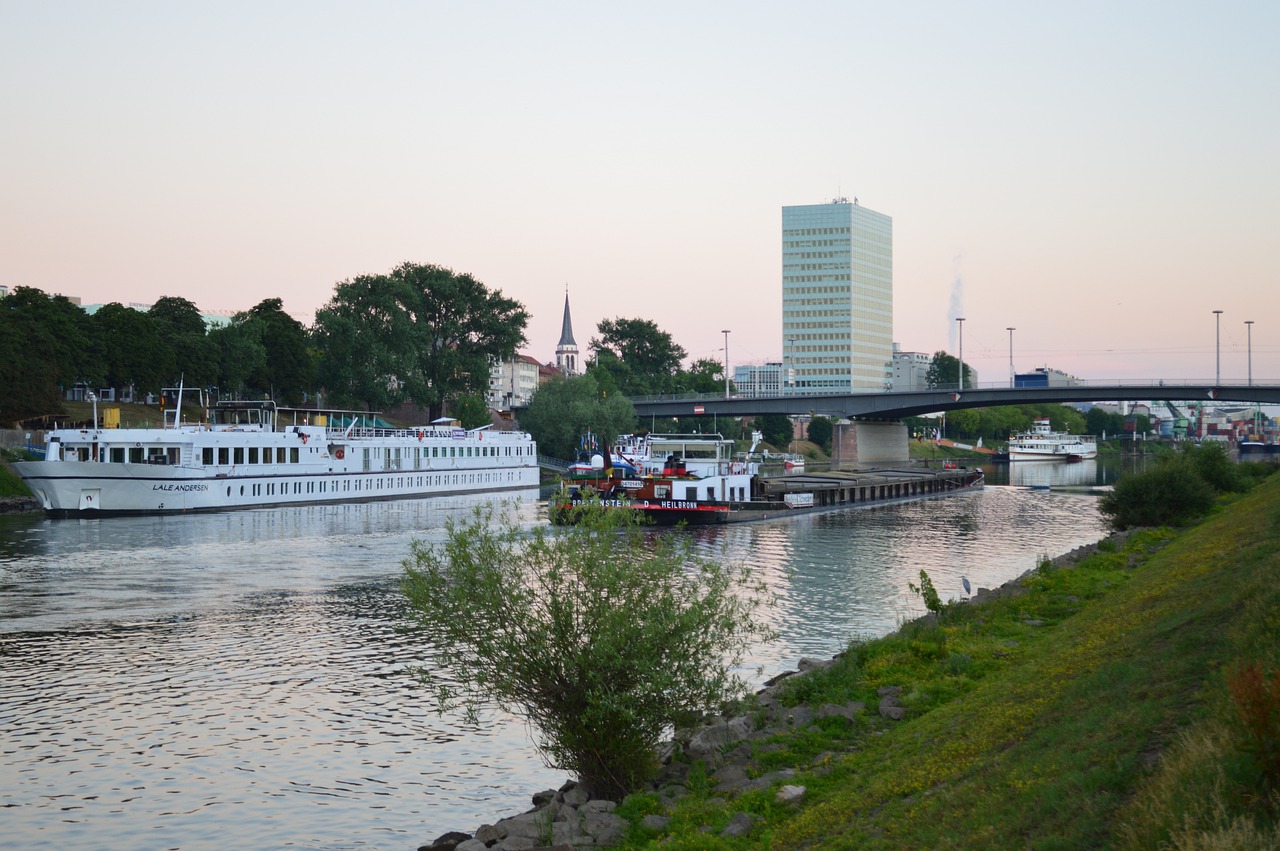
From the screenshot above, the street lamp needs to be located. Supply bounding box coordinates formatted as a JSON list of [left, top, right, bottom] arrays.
[[1245, 320, 1254, 386], [956, 317, 966, 391], [1007, 327, 1016, 388], [721, 329, 731, 399], [1213, 310, 1223, 384]]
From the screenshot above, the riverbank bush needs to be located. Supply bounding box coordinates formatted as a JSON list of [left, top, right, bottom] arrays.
[[401, 501, 774, 801], [1099, 442, 1274, 531]]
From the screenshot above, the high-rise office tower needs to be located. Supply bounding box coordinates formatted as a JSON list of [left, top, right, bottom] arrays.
[[781, 198, 892, 393]]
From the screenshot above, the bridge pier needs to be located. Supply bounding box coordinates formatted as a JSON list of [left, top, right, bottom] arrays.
[[830, 420, 909, 470]]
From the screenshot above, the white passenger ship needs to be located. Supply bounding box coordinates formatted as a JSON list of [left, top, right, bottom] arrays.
[[14, 400, 539, 516], [1006, 418, 1098, 462]]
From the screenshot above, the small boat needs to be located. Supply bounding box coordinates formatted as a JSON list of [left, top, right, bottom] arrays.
[[551, 432, 983, 526], [14, 398, 539, 516], [1006, 419, 1098, 462]]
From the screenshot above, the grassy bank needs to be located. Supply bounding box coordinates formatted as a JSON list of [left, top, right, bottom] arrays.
[[611, 473, 1280, 848]]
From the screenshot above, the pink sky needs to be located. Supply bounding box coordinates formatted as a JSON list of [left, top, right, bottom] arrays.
[[3, 2, 1277, 387]]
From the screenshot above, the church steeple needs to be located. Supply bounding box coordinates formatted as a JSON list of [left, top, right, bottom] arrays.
[[555, 288, 580, 375]]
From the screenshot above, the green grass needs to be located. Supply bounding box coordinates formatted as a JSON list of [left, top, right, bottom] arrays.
[[608, 471, 1280, 848]]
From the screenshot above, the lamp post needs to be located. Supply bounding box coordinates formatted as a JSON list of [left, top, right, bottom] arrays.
[[721, 329, 731, 399], [1007, 326, 1015, 388], [1245, 320, 1254, 386], [956, 317, 966, 391], [1213, 310, 1223, 384]]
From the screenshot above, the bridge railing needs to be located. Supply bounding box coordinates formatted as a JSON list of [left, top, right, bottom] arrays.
[[627, 378, 1277, 404]]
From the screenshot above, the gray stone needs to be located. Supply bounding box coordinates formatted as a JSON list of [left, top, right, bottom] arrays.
[[454, 841, 487, 851], [531, 788, 558, 806], [797, 656, 832, 671], [561, 783, 590, 807], [579, 799, 616, 813], [876, 685, 902, 698], [720, 811, 761, 838], [640, 813, 671, 831], [687, 715, 752, 757], [878, 693, 906, 720], [474, 823, 506, 844], [712, 764, 751, 792], [777, 784, 807, 804], [420, 832, 470, 851], [569, 807, 627, 846], [1023, 619, 1045, 627]]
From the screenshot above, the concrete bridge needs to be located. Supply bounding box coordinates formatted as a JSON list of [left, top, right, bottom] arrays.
[[628, 381, 1280, 468]]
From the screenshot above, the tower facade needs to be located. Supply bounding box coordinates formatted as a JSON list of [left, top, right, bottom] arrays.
[[555, 291, 580, 375], [781, 198, 893, 392]]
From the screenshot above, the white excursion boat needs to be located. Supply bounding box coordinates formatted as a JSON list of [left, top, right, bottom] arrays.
[[1006, 418, 1098, 462], [14, 399, 539, 516]]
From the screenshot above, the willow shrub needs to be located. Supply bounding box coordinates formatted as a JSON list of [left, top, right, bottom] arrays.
[[402, 501, 774, 801], [1097, 443, 1264, 531]]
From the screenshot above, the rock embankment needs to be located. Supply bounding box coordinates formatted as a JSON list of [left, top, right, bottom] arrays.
[[416, 533, 1133, 851], [0, 495, 39, 514]]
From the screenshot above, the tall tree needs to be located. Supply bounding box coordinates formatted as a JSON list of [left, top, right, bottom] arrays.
[[148, 296, 217, 388], [2, 286, 99, 388], [924, 351, 973, 390], [91, 303, 171, 394], [520, 374, 637, 460], [678, 357, 728, 395], [0, 306, 62, 423], [314, 263, 527, 418], [589, 318, 686, 395], [240, 298, 313, 404], [208, 320, 267, 399]]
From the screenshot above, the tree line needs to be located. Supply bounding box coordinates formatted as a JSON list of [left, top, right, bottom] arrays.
[[0, 262, 528, 426]]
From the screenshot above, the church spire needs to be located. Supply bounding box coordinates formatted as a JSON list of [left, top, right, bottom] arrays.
[[555, 287, 580, 375], [557, 288, 576, 347]]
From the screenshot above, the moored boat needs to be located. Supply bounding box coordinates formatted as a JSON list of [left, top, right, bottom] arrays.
[[14, 399, 539, 516], [1006, 418, 1098, 462], [551, 432, 983, 526]]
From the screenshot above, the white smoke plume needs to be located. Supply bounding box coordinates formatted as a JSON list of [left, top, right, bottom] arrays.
[[947, 252, 965, 351]]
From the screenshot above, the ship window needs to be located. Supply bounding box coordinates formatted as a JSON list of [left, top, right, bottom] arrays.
[[218, 448, 230, 465], [202, 448, 213, 465], [290, 448, 299, 463], [234, 448, 244, 465], [110, 447, 125, 463], [685, 488, 697, 501], [277, 448, 286, 463], [249, 448, 259, 464]]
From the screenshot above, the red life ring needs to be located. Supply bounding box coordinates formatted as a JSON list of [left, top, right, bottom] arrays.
[[417, 431, 424, 441], [301, 434, 309, 444], [335, 448, 345, 460]]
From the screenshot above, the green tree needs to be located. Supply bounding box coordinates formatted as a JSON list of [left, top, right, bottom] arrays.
[[807, 415, 834, 452], [91, 303, 171, 394], [402, 501, 774, 800], [314, 263, 527, 417], [755, 413, 793, 449], [149, 296, 217, 388], [924, 351, 972, 390], [678, 357, 728, 395], [589, 318, 687, 395], [0, 306, 62, 424], [520, 374, 636, 460], [240, 298, 313, 404], [2, 286, 98, 388], [208, 319, 266, 399], [450, 393, 492, 430]]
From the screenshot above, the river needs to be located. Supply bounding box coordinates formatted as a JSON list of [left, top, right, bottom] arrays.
[[0, 458, 1122, 850]]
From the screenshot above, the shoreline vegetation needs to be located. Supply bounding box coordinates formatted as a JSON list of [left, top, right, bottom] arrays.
[[423, 466, 1280, 850]]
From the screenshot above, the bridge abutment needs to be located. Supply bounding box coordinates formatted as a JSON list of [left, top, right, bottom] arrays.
[[831, 420, 909, 470]]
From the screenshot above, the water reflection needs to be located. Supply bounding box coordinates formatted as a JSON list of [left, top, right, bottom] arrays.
[[1, 485, 1105, 849]]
